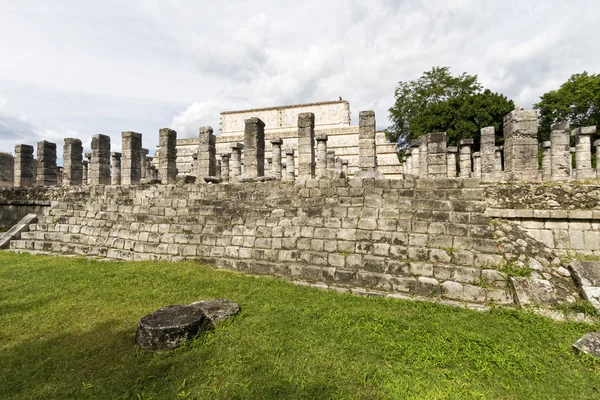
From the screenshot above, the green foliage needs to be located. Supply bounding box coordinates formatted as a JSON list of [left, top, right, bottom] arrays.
[[387, 66, 514, 147], [556, 300, 600, 318], [0, 253, 598, 399], [501, 263, 533, 278], [534, 71, 600, 141]]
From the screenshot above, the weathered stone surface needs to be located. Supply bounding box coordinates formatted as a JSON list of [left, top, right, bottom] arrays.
[[36, 141, 57, 186], [568, 260, 600, 309], [358, 110, 377, 172], [297, 113, 315, 179], [159, 128, 178, 184], [198, 126, 217, 178], [573, 331, 600, 358], [189, 299, 241, 327], [89, 134, 111, 185], [480, 126, 496, 182], [14, 144, 35, 187], [0, 152, 14, 187], [315, 134, 328, 178], [0, 213, 37, 249], [63, 139, 83, 186], [244, 118, 265, 178], [135, 304, 209, 351], [122, 132, 142, 185], [458, 139, 473, 178], [503, 109, 539, 182], [510, 277, 557, 306]]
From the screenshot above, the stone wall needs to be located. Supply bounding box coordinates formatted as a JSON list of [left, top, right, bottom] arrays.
[[220, 100, 351, 137], [0, 200, 50, 230], [485, 183, 600, 257], [4, 179, 581, 307]]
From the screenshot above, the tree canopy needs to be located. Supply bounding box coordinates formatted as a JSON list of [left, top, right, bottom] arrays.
[[386, 67, 514, 147], [534, 72, 600, 141]]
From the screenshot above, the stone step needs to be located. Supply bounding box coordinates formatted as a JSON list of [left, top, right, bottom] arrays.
[[10, 236, 512, 305]]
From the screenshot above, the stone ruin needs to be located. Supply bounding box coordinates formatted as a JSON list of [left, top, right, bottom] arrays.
[[0, 102, 600, 317]]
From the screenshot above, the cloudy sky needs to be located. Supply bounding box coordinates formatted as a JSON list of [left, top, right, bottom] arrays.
[[0, 0, 598, 162]]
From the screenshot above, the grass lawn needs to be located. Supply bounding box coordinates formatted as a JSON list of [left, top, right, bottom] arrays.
[[0, 252, 599, 399]]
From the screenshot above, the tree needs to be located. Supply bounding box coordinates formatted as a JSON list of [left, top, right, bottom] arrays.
[[534, 72, 600, 141], [386, 67, 514, 147]]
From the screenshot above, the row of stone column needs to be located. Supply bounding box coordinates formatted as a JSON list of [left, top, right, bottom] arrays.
[[10, 132, 165, 187], [540, 124, 598, 182], [402, 109, 599, 182], [196, 110, 374, 182], [5, 108, 379, 187]]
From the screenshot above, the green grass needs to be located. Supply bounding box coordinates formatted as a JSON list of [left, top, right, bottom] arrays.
[[0, 253, 599, 399]]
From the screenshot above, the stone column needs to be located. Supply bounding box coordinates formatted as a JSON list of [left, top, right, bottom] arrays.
[[458, 139, 473, 178], [404, 154, 412, 177], [573, 126, 596, 180], [335, 157, 343, 172], [595, 139, 600, 178], [230, 143, 243, 179], [480, 126, 496, 182], [503, 109, 539, 182], [472, 152, 482, 179], [158, 128, 177, 184], [63, 138, 83, 186], [327, 150, 336, 170], [540, 141, 552, 182], [36, 141, 57, 186], [315, 134, 328, 177], [285, 148, 295, 181], [140, 148, 149, 182], [494, 146, 504, 180], [358, 110, 377, 172], [84, 153, 91, 185], [14, 145, 34, 187], [122, 131, 142, 185], [220, 154, 230, 182], [244, 118, 265, 178], [446, 146, 457, 178], [418, 136, 428, 178], [270, 138, 283, 179], [57, 167, 63, 186], [198, 126, 216, 179], [410, 140, 420, 178], [426, 132, 447, 178], [215, 160, 222, 179], [111, 152, 122, 185], [550, 121, 571, 182], [82, 160, 88, 185], [0, 153, 14, 187], [297, 113, 315, 179], [89, 134, 111, 185], [341, 159, 349, 177]]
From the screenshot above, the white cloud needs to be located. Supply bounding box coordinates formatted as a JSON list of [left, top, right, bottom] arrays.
[[0, 0, 599, 153], [171, 99, 231, 138]]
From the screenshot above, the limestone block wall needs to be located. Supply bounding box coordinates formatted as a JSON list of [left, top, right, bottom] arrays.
[[0, 200, 50, 230], [485, 183, 600, 257], [0, 153, 14, 187], [4, 179, 580, 306], [220, 100, 351, 137]]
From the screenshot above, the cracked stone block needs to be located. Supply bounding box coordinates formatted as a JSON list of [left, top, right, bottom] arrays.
[[135, 304, 209, 351], [568, 260, 600, 310], [189, 299, 241, 327], [573, 331, 600, 358], [510, 277, 557, 306]]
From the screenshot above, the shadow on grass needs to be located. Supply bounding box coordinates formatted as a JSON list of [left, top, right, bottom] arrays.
[[1, 320, 177, 399]]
